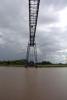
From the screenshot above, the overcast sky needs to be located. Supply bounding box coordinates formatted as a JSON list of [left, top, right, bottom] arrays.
[[0, 0, 67, 63]]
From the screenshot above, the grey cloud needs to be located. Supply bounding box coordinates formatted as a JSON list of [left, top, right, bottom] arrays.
[[41, 0, 67, 8], [0, 0, 67, 63], [39, 15, 58, 24], [36, 26, 67, 62], [0, 0, 28, 60]]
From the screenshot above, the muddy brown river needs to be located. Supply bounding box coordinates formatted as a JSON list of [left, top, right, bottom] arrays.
[[0, 67, 67, 100]]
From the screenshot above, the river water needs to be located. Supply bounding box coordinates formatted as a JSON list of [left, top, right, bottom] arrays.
[[0, 67, 67, 100]]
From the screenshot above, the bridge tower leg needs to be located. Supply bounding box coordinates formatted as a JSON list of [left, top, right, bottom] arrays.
[[26, 42, 37, 67], [26, 0, 40, 67]]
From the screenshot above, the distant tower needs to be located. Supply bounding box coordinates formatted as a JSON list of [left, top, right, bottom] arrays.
[[26, 0, 40, 66]]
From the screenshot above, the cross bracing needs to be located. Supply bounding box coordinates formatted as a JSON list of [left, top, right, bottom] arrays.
[[29, 0, 40, 46], [26, 0, 40, 66]]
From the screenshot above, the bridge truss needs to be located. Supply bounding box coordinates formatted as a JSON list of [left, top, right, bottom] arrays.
[[26, 0, 40, 66]]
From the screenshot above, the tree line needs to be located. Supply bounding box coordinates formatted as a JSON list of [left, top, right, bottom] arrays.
[[0, 60, 53, 66]]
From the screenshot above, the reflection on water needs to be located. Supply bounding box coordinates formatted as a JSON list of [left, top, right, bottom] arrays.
[[0, 67, 67, 100]]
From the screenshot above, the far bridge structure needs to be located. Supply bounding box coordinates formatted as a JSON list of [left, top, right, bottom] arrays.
[[26, 0, 40, 67]]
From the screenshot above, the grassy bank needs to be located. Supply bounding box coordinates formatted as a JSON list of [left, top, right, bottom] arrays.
[[0, 64, 67, 67], [38, 64, 67, 67], [0, 60, 67, 67]]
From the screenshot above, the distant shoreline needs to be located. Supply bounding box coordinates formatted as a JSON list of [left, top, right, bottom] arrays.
[[0, 64, 67, 67], [0, 59, 67, 67]]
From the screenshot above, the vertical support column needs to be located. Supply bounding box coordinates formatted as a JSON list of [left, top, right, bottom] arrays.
[[26, 43, 30, 65], [34, 43, 37, 66], [26, 42, 37, 67], [26, 0, 40, 67]]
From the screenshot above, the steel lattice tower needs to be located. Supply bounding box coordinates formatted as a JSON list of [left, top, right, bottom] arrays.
[[26, 0, 40, 66]]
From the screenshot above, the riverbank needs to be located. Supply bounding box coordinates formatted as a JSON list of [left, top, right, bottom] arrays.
[[0, 64, 67, 67]]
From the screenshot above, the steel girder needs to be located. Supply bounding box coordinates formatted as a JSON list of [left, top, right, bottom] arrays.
[[29, 0, 40, 46], [26, 0, 40, 66]]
